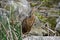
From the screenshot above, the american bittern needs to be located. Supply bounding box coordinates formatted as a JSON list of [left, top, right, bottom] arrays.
[[22, 7, 36, 34]]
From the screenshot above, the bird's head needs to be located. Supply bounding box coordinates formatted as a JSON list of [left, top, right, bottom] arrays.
[[29, 7, 36, 18]]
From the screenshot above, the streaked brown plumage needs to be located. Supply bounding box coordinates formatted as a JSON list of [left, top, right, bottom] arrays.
[[22, 7, 36, 34]]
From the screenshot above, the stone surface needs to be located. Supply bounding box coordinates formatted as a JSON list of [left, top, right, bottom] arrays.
[[0, 0, 31, 22], [55, 16, 60, 32], [23, 36, 60, 40]]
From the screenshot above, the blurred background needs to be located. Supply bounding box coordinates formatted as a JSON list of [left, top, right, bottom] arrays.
[[0, 0, 60, 40]]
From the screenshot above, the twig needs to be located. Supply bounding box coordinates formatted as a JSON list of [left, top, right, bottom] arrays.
[[46, 27, 56, 33]]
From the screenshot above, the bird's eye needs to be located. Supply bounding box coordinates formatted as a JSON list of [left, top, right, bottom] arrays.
[[29, 15, 31, 18]]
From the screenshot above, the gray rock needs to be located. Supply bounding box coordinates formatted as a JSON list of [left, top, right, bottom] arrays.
[[56, 16, 60, 23], [55, 16, 60, 32], [55, 22, 60, 31], [0, 0, 31, 22], [56, 2, 60, 9], [23, 36, 60, 40]]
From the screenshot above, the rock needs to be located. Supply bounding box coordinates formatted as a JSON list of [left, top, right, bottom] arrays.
[[56, 16, 60, 23], [23, 36, 60, 40], [56, 2, 60, 9], [0, 0, 31, 22], [55, 22, 60, 32], [55, 16, 60, 32], [30, 26, 48, 36]]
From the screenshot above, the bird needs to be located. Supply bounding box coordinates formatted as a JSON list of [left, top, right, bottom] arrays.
[[22, 7, 36, 34]]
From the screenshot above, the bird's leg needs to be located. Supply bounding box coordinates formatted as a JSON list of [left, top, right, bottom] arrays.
[[22, 34, 26, 38], [25, 32, 32, 37], [22, 33, 28, 39], [22, 32, 31, 38]]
